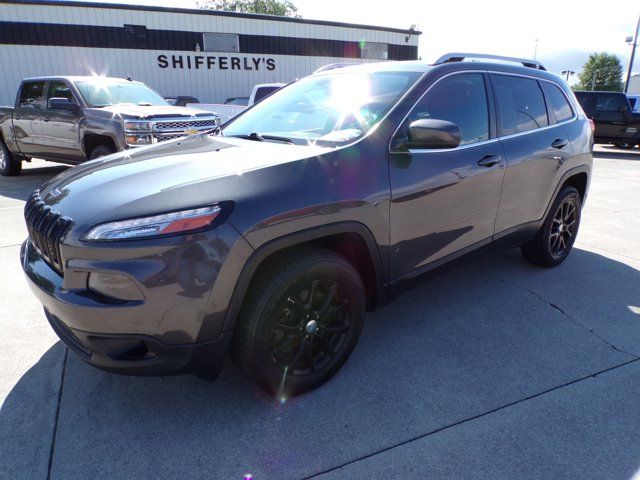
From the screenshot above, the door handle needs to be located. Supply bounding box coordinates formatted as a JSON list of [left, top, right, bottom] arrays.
[[477, 154, 502, 167], [551, 138, 569, 149]]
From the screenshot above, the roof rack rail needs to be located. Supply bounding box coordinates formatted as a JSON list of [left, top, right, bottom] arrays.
[[434, 53, 546, 71]]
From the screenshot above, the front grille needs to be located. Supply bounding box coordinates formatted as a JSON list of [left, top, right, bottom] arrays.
[[156, 134, 187, 142], [24, 190, 72, 274], [154, 119, 218, 130]]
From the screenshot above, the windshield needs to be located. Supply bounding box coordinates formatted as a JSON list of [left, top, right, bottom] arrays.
[[223, 70, 422, 145], [75, 80, 168, 107]]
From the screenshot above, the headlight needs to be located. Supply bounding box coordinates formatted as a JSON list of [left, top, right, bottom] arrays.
[[124, 120, 152, 131], [81, 206, 221, 241]]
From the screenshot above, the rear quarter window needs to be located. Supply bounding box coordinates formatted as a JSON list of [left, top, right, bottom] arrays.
[[492, 74, 549, 135], [595, 94, 625, 112], [541, 82, 574, 123], [18, 81, 46, 109]]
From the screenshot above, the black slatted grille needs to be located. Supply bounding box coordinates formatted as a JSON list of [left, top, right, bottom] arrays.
[[24, 191, 72, 274]]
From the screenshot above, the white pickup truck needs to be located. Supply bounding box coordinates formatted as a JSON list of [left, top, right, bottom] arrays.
[[188, 83, 284, 123]]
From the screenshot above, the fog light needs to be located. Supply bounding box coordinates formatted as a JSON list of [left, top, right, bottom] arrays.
[[88, 272, 144, 301]]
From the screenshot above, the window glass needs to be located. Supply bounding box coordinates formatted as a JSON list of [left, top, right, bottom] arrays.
[[203, 33, 239, 52], [541, 82, 573, 123], [253, 86, 281, 103], [493, 74, 548, 135], [360, 42, 388, 60], [47, 81, 75, 104], [405, 72, 489, 146], [224, 70, 422, 145], [595, 94, 625, 112], [75, 80, 168, 107], [18, 81, 46, 109]]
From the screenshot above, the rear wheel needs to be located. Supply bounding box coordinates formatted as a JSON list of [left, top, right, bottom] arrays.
[[89, 145, 115, 160], [231, 246, 365, 397], [521, 186, 581, 267], [0, 140, 22, 176]]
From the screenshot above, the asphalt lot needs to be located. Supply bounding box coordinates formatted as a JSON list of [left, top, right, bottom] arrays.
[[1, 145, 639, 479]]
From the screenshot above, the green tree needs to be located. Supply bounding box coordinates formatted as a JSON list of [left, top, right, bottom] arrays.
[[197, 0, 300, 17], [575, 52, 624, 91]]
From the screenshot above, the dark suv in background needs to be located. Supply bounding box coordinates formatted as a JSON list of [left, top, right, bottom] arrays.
[[21, 53, 593, 397], [574, 90, 640, 149]]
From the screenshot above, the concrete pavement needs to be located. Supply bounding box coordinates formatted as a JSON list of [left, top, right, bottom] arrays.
[[1, 146, 639, 479]]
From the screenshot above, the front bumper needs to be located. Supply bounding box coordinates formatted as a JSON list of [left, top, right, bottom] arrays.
[[19, 229, 242, 376]]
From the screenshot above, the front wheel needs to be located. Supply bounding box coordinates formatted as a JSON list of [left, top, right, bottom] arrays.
[[231, 246, 365, 397], [89, 145, 115, 160], [521, 186, 581, 267], [0, 140, 22, 176]]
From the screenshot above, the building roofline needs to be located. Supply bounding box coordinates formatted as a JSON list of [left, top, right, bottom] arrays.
[[2, 0, 423, 36]]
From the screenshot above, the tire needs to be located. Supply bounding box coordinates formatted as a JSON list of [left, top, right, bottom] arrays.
[[230, 246, 366, 397], [0, 139, 22, 176], [614, 142, 635, 149], [521, 186, 581, 267], [89, 144, 115, 160]]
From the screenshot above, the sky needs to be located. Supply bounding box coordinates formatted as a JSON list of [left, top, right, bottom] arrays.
[[72, 0, 640, 83]]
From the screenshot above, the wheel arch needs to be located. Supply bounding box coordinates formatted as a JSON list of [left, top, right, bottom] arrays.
[[543, 165, 590, 220], [83, 132, 117, 159], [222, 221, 387, 332]]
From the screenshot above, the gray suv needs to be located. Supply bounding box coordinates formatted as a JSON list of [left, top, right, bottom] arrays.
[[21, 54, 593, 396]]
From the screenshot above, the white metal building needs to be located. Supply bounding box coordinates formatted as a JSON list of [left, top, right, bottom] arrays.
[[0, 0, 421, 105]]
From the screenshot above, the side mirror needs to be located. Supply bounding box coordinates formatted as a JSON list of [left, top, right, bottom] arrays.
[[48, 97, 78, 111], [618, 104, 628, 113], [406, 119, 461, 149]]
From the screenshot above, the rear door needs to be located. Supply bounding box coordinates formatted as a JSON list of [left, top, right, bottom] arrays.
[[389, 72, 506, 279], [592, 93, 635, 141], [12, 80, 47, 157], [41, 80, 83, 161], [492, 74, 573, 233]]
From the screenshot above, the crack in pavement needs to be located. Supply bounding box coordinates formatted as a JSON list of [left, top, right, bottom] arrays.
[[46, 348, 68, 480], [478, 270, 639, 359], [304, 357, 640, 479]]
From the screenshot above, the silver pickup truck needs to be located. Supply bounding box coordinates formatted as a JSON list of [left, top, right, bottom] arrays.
[[0, 76, 219, 176]]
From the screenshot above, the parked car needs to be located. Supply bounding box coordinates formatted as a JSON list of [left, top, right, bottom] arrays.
[[0, 76, 220, 175], [165, 95, 200, 107], [21, 54, 593, 397], [189, 83, 284, 123], [574, 90, 640, 149]]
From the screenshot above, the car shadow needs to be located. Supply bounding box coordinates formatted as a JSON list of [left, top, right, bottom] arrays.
[[0, 162, 68, 201], [2, 248, 640, 479]]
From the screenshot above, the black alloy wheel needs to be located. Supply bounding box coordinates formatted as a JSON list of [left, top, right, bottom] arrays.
[[231, 246, 365, 397], [521, 186, 581, 267]]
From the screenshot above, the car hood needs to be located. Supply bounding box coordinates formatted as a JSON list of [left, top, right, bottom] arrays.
[[37, 135, 331, 233], [93, 104, 217, 118]]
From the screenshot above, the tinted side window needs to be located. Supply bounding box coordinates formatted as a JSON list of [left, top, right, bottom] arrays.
[[595, 94, 625, 112], [47, 81, 76, 104], [406, 72, 489, 146], [541, 82, 573, 123], [254, 86, 281, 103], [18, 81, 46, 109], [492, 74, 548, 135]]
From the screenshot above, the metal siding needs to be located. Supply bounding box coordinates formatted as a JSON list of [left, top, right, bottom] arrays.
[[0, 3, 420, 106]]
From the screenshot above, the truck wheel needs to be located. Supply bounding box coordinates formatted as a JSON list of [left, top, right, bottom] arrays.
[[521, 186, 581, 267], [90, 145, 115, 160], [614, 142, 635, 149], [0, 140, 22, 176], [231, 246, 365, 397]]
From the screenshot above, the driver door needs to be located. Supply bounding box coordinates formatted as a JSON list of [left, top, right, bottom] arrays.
[[388, 72, 506, 280]]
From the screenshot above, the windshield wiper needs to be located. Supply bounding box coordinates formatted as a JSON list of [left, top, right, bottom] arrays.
[[228, 132, 293, 144], [92, 103, 113, 108]]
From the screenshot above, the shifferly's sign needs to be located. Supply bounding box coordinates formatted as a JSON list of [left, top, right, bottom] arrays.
[[158, 54, 276, 71]]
